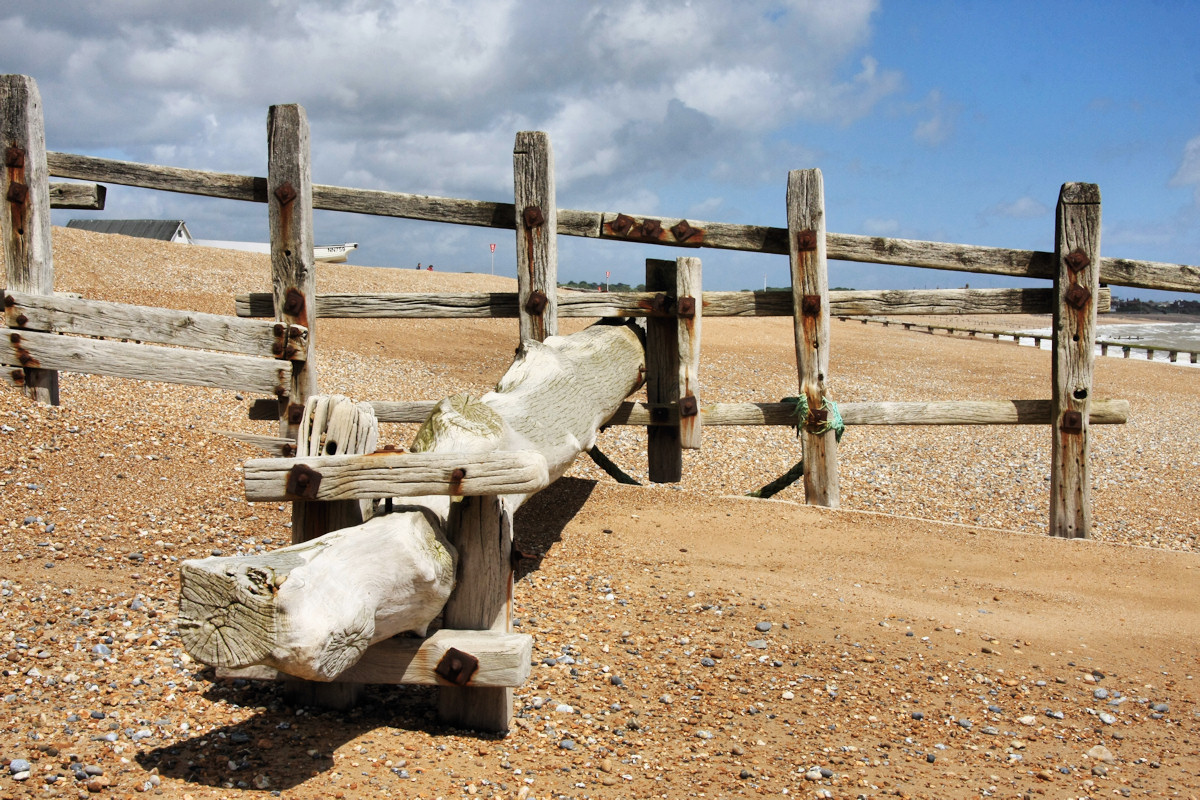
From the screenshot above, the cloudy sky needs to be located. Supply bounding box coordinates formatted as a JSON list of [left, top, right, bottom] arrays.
[[3, 1, 1198, 297]]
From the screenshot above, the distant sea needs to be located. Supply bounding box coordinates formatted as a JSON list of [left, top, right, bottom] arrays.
[[1019, 322, 1200, 367]]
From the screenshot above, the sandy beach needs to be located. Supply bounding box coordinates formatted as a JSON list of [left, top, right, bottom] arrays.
[[1, 227, 1197, 799]]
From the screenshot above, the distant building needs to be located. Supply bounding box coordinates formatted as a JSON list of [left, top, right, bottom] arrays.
[[66, 219, 194, 245]]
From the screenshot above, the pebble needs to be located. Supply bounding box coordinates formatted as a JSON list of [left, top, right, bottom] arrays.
[[747, 639, 768, 649], [8, 758, 31, 774], [1087, 744, 1116, 763], [755, 621, 771, 632], [1099, 712, 1118, 725]]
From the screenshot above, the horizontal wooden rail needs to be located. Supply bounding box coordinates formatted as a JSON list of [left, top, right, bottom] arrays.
[[248, 397, 1128, 428], [3, 290, 306, 359], [2, 329, 291, 395], [243, 450, 550, 501], [218, 629, 533, 687], [47, 152, 1200, 294], [234, 286, 1107, 320], [49, 182, 105, 210]]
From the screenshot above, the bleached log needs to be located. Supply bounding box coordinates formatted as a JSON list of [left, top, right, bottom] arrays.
[[48, 182, 105, 210], [179, 321, 645, 681]]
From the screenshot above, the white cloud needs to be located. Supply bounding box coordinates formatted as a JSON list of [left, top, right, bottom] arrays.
[[980, 196, 1050, 222], [911, 89, 957, 147], [861, 217, 901, 236], [1170, 134, 1200, 200]]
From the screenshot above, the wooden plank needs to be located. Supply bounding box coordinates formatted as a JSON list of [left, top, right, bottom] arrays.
[[438, 496, 517, 732], [0, 329, 291, 394], [2, 290, 306, 358], [218, 629, 533, 687], [676, 257, 702, 449], [645, 259, 682, 482], [234, 286, 1111, 320], [513, 131, 557, 342], [43, 152, 1199, 294], [2, 74, 58, 403], [243, 450, 550, 502], [268, 103, 318, 441], [787, 169, 838, 507], [1050, 183, 1101, 539], [606, 398, 1128, 427], [48, 182, 105, 210], [213, 430, 293, 456]]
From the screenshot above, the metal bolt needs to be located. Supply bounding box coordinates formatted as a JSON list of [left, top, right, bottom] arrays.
[[6, 182, 28, 204], [522, 205, 545, 228], [677, 296, 696, 318], [1064, 249, 1091, 272], [435, 647, 479, 686], [285, 464, 322, 499], [649, 406, 670, 424], [679, 396, 699, 418], [287, 403, 305, 425], [1064, 284, 1091, 311], [282, 287, 306, 317], [450, 467, 467, 482], [671, 219, 701, 244], [9, 332, 20, 344], [273, 182, 297, 205], [640, 218, 663, 241], [610, 214, 635, 236], [3, 294, 14, 308], [524, 289, 548, 316], [801, 294, 822, 316], [650, 292, 673, 316], [1060, 410, 1083, 434], [4, 145, 25, 169], [10, 369, 24, 384], [795, 229, 818, 252], [14, 314, 27, 327]]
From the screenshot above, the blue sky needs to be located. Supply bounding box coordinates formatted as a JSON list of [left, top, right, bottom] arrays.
[[3, 1, 1197, 298]]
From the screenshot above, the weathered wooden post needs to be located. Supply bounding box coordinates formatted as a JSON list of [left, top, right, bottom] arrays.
[[646, 258, 682, 481], [437, 495, 516, 731], [1050, 183, 1100, 539], [1, 75, 58, 404], [787, 168, 839, 507], [268, 104, 359, 707], [676, 257, 702, 450], [513, 131, 557, 343]]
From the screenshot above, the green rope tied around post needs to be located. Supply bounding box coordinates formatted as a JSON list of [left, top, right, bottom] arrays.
[[785, 394, 845, 443], [746, 395, 844, 499]]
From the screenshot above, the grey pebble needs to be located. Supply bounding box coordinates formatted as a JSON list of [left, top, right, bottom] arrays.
[[956, 718, 972, 730], [1094, 688, 1109, 700], [8, 759, 31, 774], [558, 739, 575, 750], [755, 621, 771, 632], [747, 639, 768, 650], [911, 711, 924, 720], [700, 658, 716, 667], [1150, 702, 1169, 713], [609, 676, 624, 687], [91, 644, 111, 656], [1046, 710, 1065, 720], [1099, 712, 1118, 725]]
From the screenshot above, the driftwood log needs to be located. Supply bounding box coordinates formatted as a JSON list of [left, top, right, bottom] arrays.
[[178, 321, 645, 681]]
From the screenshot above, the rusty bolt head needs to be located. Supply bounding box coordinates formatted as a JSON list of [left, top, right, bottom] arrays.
[[522, 205, 545, 228], [640, 218, 663, 240], [11, 369, 25, 384], [3, 294, 14, 308], [14, 314, 27, 327], [281, 443, 296, 458], [611, 214, 635, 236], [282, 287, 306, 317], [274, 385, 288, 398], [677, 296, 696, 318], [671, 219, 700, 243], [679, 396, 699, 418], [272, 341, 285, 356], [796, 229, 818, 252], [273, 182, 297, 205], [524, 289, 548, 316], [273, 323, 286, 336], [1064, 249, 1091, 272], [4, 145, 25, 169], [286, 403, 305, 425], [649, 406, 670, 424], [1064, 284, 1092, 311], [650, 292, 673, 316], [6, 182, 29, 204], [9, 332, 21, 344], [450, 467, 467, 482], [1060, 410, 1083, 434], [435, 647, 480, 686], [285, 464, 322, 499], [801, 294, 822, 316], [17, 351, 34, 366]]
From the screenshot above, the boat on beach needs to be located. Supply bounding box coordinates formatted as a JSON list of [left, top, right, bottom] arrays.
[[314, 242, 358, 262]]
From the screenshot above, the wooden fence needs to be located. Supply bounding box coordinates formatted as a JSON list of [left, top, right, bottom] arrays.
[[4, 73, 1200, 724]]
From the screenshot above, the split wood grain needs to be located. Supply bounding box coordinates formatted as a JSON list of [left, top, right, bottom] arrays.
[[513, 131, 557, 342], [48, 182, 105, 209]]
